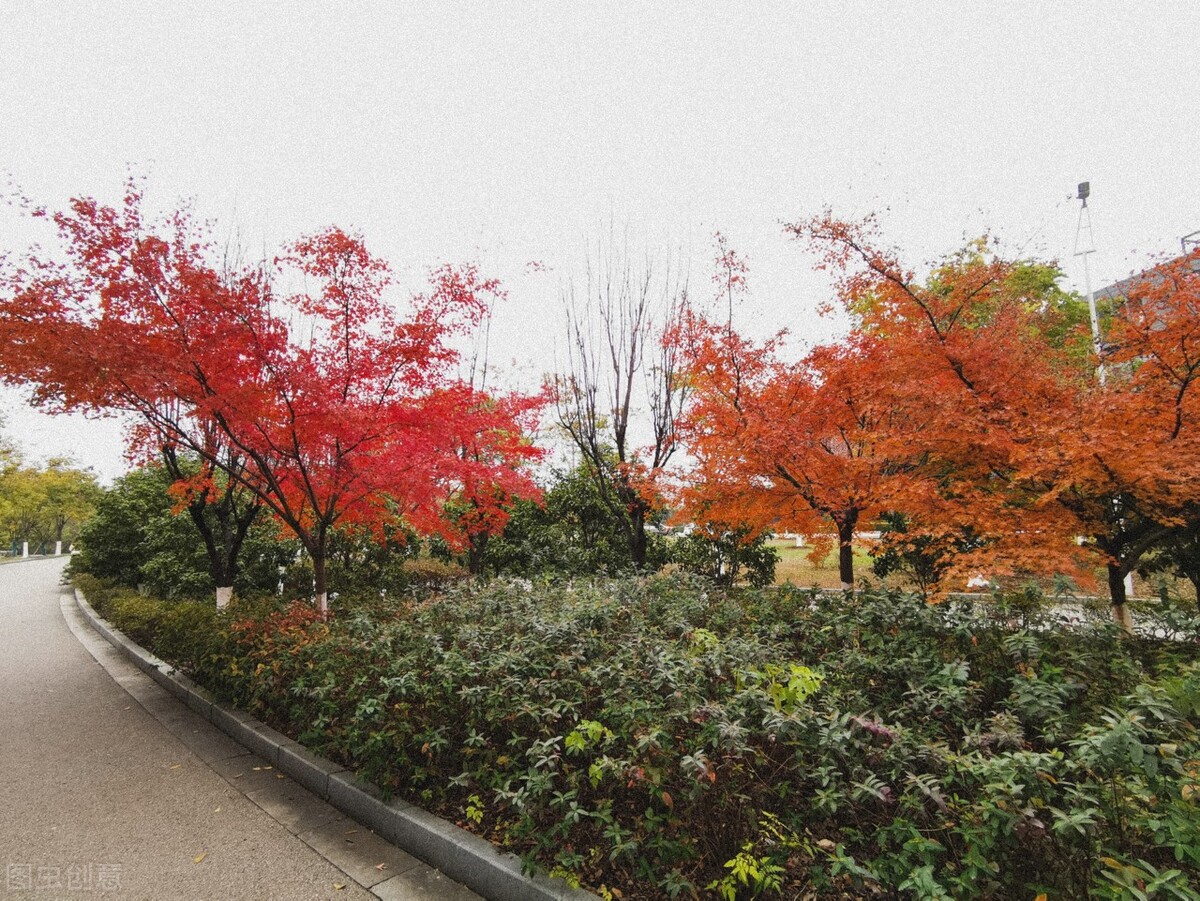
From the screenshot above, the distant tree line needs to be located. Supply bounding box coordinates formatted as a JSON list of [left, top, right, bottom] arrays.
[[0, 417, 100, 555]]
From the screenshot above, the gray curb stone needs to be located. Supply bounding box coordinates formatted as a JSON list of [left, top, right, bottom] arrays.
[[238, 720, 296, 767], [277, 739, 351, 800], [73, 588, 597, 901], [209, 702, 254, 734], [328, 771, 410, 837]]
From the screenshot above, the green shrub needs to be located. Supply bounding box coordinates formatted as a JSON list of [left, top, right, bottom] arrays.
[[78, 573, 1200, 899], [106, 593, 168, 646], [670, 524, 778, 587], [154, 601, 220, 673], [71, 572, 119, 613], [73, 464, 294, 600], [400, 558, 470, 595], [481, 461, 670, 577]]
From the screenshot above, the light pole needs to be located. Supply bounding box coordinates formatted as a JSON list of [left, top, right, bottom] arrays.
[[1074, 181, 1106, 386], [1074, 182, 1137, 615]]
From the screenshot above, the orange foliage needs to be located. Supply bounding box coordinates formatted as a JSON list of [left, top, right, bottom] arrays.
[[679, 217, 1134, 595], [679, 216, 1200, 609]]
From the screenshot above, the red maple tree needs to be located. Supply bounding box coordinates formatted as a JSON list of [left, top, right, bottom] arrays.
[[0, 184, 543, 610]]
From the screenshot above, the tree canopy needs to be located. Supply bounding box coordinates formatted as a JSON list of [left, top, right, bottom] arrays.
[[675, 214, 1200, 622], [0, 183, 543, 608]]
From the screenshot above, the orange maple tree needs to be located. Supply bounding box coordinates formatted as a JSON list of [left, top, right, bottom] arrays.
[[791, 215, 1096, 583], [678, 216, 1110, 595], [783, 215, 1200, 627], [677, 316, 913, 588], [1028, 249, 1200, 626]]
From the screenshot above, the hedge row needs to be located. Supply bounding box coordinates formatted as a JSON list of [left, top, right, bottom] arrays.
[[74, 573, 1200, 899]]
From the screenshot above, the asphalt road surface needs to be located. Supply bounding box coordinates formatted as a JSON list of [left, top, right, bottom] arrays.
[[0, 558, 479, 900]]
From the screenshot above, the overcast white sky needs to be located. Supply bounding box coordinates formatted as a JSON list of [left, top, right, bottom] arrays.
[[2, 2, 1197, 482]]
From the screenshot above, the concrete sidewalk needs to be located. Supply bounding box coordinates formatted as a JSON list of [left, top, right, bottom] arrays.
[[0, 558, 479, 900]]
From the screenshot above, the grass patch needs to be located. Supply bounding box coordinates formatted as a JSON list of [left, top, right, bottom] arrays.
[[768, 538, 886, 589]]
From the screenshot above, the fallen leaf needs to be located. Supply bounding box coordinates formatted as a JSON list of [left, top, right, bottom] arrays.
[[193, 853, 206, 864], [375, 863, 388, 871], [333, 883, 345, 891], [170, 764, 182, 770]]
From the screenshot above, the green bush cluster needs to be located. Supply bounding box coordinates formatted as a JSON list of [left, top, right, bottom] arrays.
[[72, 465, 291, 600], [73, 573, 221, 673], [79, 571, 1200, 899], [670, 525, 779, 588]]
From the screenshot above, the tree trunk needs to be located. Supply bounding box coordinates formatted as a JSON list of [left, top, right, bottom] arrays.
[[1107, 563, 1134, 634], [631, 505, 648, 570], [312, 545, 328, 616], [467, 532, 488, 576], [165, 447, 259, 611], [837, 514, 858, 590], [838, 539, 854, 590]]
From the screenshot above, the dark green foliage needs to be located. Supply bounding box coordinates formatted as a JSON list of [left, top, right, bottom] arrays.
[[670, 524, 778, 587], [484, 462, 667, 577], [73, 572, 220, 671], [73, 466, 199, 591], [324, 521, 423, 598], [276, 523, 470, 603], [1138, 515, 1200, 610], [88, 571, 1200, 899], [72, 465, 292, 600]]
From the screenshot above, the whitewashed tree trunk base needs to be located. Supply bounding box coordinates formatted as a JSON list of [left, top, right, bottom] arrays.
[[216, 586, 233, 609]]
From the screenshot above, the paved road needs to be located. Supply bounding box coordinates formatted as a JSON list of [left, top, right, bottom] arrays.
[[0, 558, 479, 900]]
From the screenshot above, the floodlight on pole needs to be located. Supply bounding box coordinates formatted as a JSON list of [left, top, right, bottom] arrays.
[[1073, 180, 1106, 386]]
